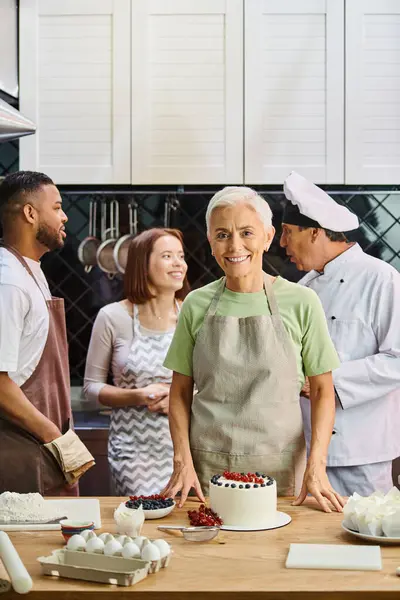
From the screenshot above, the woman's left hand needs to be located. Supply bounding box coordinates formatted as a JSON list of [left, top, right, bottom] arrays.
[[147, 395, 169, 415], [292, 461, 346, 513]]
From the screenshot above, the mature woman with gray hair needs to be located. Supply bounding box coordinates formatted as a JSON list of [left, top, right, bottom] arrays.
[[163, 186, 345, 513]]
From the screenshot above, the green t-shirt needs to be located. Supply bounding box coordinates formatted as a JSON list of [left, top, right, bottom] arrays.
[[164, 276, 340, 390]]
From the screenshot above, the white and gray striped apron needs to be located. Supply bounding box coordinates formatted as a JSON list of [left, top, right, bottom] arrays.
[[108, 303, 176, 496]]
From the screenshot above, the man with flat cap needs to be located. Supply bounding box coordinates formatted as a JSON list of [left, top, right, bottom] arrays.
[[280, 171, 400, 496]]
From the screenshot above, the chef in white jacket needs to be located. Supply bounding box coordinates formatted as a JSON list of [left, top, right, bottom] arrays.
[[279, 171, 400, 496]]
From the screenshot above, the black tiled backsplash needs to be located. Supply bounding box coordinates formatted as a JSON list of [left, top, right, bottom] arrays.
[[1, 143, 399, 385]]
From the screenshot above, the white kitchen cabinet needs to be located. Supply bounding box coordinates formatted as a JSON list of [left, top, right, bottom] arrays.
[[131, 0, 243, 184], [19, 0, 131, 184], [346, 0, 400, 184], [245, 0, 344, 184], [19, 0, 400, 186]]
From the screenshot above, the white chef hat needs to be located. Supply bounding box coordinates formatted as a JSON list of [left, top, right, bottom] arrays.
[[282, 171, 359, 232]]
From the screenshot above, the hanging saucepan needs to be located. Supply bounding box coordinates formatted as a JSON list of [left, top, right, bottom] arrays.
[[169, 193, 180, 228], [96, 199, 120, 278], [113, 199, 138, 274], [164, 194, 180, 228], [77, 200, 100, 273], [164, 196, 171, 228]]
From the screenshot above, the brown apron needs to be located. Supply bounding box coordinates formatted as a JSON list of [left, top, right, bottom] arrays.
[[191, 273, 306, 496], [0, 244, 78, 496]]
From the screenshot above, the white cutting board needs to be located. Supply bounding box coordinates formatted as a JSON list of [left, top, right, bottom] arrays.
[[286, 543, 382, 571], [0, 498, 101, 531]]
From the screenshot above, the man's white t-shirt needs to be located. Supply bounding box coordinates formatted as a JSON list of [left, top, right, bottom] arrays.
[[0, 247, 52, 386]]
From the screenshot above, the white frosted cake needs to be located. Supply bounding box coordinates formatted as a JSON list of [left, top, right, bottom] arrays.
[[209, 471, 277, 528]]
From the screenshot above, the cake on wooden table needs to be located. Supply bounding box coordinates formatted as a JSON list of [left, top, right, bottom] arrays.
[[209, 471, 277, 529]]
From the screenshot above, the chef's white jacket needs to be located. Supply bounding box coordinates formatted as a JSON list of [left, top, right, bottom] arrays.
[[299, 244, 400, 467]]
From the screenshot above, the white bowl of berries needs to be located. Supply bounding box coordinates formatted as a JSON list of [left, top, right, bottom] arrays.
[[125, 495, 176, 520]]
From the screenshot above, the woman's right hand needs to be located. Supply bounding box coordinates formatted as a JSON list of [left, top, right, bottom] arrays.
[[161, 457, 205, 507], [135, 383, 170, 407]]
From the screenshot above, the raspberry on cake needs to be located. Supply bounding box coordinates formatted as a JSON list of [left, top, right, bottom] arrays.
[[209, 471, 277, 528]]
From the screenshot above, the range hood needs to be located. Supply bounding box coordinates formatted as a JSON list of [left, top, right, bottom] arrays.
[[0, 98, 36, 143]]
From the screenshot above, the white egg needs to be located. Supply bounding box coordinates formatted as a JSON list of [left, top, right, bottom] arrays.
[[132, 536, 148, 549], [81, 530, 97, 541], [121, 542, 141, 559], [104, 540, 123, 556], [85, 537, 105, 554], [116, 535, 132, 546], [152, 539, 170, 559], [141, 542, 161, 562], [98, 533, 114, 544], [66, 534, 86, 551]]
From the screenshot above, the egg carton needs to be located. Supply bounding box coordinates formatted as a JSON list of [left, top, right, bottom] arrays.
[[147, 548, 171, 574], [38, 537, 172, 586], [37, 549, 150, 587], [66, 531, 172, 574]]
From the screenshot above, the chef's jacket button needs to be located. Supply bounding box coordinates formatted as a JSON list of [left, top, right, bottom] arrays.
[[340, 279, 344, 283], [332, 430, 336, 435], [331, 316, 336, 320]]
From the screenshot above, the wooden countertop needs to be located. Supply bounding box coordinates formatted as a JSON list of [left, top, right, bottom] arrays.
[[1, 497, 399, 599]]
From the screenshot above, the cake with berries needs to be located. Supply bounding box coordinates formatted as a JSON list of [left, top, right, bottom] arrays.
[[209, 471, 277, 528]]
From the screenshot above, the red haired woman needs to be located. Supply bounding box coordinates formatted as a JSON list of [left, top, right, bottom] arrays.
[[84, 228, 189, 496]]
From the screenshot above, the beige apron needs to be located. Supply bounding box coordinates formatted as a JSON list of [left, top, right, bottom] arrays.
[[0, 244, 78, 496], [190, 273, 305, 496]]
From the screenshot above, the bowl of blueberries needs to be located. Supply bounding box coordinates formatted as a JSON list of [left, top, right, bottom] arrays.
[[125, 495, 175, 520]]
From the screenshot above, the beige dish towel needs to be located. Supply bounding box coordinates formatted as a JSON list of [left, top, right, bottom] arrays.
[[44, 430, 95, 485]]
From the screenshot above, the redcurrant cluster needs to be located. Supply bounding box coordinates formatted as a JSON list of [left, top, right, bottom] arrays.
[[187, 504, 223, 527], [223, 470, 265, 485]]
